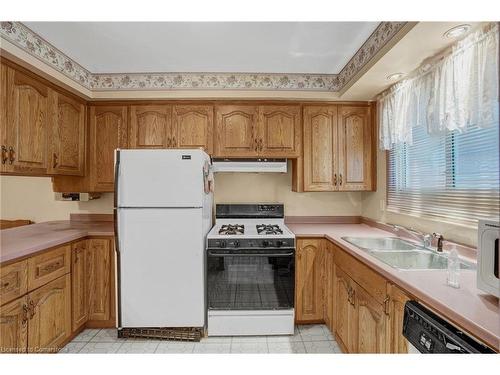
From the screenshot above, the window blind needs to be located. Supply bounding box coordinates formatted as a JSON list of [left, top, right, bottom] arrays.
[[387, 123, 500, 225]]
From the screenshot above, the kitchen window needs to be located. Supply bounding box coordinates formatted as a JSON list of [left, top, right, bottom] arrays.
[[387, 122, 500, 225]]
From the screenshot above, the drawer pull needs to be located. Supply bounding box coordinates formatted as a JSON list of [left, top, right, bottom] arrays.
[[1, 281, 10, 289], [38, 260, 63, 276], [8, 146, 15, 164]]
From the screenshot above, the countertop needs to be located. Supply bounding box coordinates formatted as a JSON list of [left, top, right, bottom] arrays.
[[288, 223, 499, 351], [0, 220, 114, 264]]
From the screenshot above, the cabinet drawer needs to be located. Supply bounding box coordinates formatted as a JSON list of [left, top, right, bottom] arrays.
[[27, 245, 71, 291], [0, 260, 28, 306], [331, 242, 387, 304]]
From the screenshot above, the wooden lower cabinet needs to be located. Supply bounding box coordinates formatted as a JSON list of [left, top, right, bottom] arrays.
[[323, 243, 335, 332], [0, 296, 28, 353], [71, 240, 88, 331], [387, 283, 411, 353], [334, 265, 357, 352], [354, 283, 389, 353], [27, 274, 71, 353], [87, 239, 115, 325], [295, 239, 324, 322]]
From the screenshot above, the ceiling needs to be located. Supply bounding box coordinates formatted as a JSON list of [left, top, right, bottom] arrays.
[[24, 22, 379, 74]]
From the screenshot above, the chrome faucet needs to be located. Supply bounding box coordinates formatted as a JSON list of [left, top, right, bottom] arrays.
[[392, 224, 432, 248], [433, 233, 444, 252]]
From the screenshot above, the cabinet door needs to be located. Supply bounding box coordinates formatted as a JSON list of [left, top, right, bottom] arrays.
[[303, 106, 338, 191], [388, 284, 410, 353], [71, 240, 88, 331], [0, 296, 28, 353], [87, 239, 113, 322], [334, 265, 356, 352], [215, 105, 258, 157], [129, 105, 171, 149], [354, 283, 389, 353], [89, 106, 128, 191], [27, 274, 71, 353], [172, 105, 214, 153], [337, 106, 372, 191], [5, 67, 48, 174], [0, 63, 8, 173], [323, 244, 335, 333], [258, 105, 301, 157], [295, 239, 324, 322], [47, 90, 85, 175]]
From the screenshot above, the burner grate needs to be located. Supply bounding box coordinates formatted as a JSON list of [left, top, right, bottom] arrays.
[[256, 224, 283, 235], [219, 224, 245, 235]]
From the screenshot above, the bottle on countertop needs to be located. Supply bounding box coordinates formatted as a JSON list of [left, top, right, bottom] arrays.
[[447, 249, 460, 288]]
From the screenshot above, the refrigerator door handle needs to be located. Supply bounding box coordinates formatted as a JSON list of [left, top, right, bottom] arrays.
[[114, 149, 121, 209]]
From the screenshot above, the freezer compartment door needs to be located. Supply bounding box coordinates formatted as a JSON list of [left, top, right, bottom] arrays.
[[116, 149, 210, 207], [118, 208, 205, 327]]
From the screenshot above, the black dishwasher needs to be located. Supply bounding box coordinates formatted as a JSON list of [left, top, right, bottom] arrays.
[[402, 301, 495, 353]]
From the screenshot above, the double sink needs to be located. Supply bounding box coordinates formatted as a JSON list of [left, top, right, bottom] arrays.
[[341, 237, 475, 271]]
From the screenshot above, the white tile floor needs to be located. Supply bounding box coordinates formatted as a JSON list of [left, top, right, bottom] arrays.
[[59, 324, 342, 354]]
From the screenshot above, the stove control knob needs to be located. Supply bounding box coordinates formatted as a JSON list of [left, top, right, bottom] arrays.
[[276, 240, 283, 248], [233, 240, 240, 248], [218, 240, 226, 248], [262, 240, 269, 247]]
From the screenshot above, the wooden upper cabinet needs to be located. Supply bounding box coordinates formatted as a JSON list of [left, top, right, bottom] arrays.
[[338, 105, 372, 191], [0, 296, 28, 353], [5, 67, 48, 174], [47, 90, 85, 176], [215, 105, 258, 157], [295, 238, 324, 322], [0, 64, 8, 173], [258, 105, 301, 157], [89, 106, 128, 191], [303, 105, 338, 191], [172, 105, 214, 153], [129, 105, 171, 149]]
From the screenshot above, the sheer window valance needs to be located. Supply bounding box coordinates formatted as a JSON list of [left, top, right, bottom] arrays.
[[378, 24, 499, 150]]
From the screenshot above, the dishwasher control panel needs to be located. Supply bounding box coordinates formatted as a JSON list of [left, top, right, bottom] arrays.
[[402, 300, 494, 353]]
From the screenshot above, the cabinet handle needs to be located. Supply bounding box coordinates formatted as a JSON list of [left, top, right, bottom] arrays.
[[52, 153, 58, 169], [339, 173, 343, 186], [1, 145, 7, 164], [383, 296, 391, 315], [1, 281, 10, 289], [172, 137, 176, 147], [22, 303, 29, 325], [8, 146, 15, 164], [334, 174, 337, 186], [166, 137, 171, 148], [28, 300, 36, 319], [259, 139, 263, 152], [254, 138, 258, 152]]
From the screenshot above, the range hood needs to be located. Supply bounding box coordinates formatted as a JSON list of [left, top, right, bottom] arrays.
[[211, 158, 287, 173]]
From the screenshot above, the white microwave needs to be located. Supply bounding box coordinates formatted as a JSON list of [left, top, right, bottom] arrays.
[[477, 219, 500, 297]]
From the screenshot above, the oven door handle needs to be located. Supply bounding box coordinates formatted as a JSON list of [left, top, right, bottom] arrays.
[[207, 250, 294, 257]]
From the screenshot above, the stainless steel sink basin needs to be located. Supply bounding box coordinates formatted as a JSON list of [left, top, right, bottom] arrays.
[[342, 236, 418, 251], [366, 250, 474, 270], [341, 236, 476, 271]]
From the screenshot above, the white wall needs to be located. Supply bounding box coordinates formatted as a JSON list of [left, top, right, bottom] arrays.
[[0, 163, 363, 222]]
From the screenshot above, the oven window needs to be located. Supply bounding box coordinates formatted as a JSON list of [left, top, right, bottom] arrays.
[[207, 253, 294, 310]]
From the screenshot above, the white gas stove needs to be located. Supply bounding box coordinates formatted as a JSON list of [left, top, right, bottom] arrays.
[[206, 204, 295, 336]]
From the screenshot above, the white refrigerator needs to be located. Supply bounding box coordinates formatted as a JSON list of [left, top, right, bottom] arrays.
[[115, 149, 213, 329]]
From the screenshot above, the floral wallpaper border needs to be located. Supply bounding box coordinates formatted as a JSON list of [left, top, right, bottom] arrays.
[[0, 21, 407, 92]]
